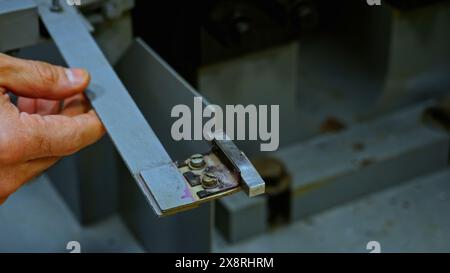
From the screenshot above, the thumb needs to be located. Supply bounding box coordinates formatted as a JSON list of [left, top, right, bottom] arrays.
[[0, 53, 90, 100]]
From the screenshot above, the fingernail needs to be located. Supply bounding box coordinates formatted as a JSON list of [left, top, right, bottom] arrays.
[[65, 68, 87, 86]]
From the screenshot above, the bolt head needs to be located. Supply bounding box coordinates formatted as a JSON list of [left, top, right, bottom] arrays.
[[202, 171, 218, 188], [188, 154, 205, 169]]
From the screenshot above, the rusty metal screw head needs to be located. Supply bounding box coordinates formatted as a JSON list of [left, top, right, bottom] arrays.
[[188, 154, 206, 170], [202, 171, 218, 189]]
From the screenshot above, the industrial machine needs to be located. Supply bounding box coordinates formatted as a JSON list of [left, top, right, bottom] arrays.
[[1, 0, 449, 253]]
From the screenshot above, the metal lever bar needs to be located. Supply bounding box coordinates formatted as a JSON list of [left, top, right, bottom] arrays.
[[36, 0, 264, 216], [37, 0, 184, 215]]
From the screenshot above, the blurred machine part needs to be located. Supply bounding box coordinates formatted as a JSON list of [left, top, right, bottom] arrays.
[[0, 0, 39, 52], [214, 100, 450, 242], [203, 0, 450, 247]]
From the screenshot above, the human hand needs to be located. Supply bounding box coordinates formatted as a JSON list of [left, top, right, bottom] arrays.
[[0, 53, 105, 204]]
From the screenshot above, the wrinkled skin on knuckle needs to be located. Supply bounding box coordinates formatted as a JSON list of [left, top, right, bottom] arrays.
[[35, 132, 52, 156], [35, 116, 55, 155], [49, 116, 81, 155], [21, 113, 59, 158], [30, 60, 60, 87]]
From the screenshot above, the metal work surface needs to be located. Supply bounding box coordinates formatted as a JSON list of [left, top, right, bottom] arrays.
[[36, 0, 264, 215], [215, 191, 267, 243]]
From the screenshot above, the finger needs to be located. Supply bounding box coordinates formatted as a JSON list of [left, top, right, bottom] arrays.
[[0, 91, 10, 106], [0, 87, 9, 104], [0, 92, 15, 114], [17, 110, 105, 160], [37, 99, 61, 115], [61, 94, 90, 117], [18, 97, 62, 115], [0, 53, 90, 100], [17, 97, 37, 114]]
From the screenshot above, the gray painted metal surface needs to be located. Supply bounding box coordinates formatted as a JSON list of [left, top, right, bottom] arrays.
[[214, 168, 450, 252], [0, 0, 39, 52], [115, 39, 212, 252], [214, 101, 449, 242], [275, 101, 449, 221], [377, 1, 450, 114], [215, 192, 267, 243]]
